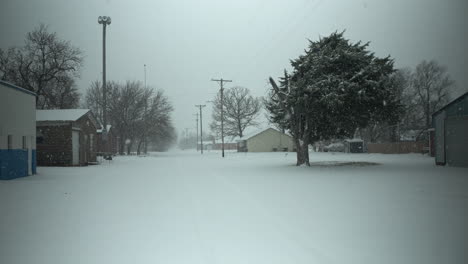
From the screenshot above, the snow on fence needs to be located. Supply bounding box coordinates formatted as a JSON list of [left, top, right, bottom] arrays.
[[367, 142, 426, 154]]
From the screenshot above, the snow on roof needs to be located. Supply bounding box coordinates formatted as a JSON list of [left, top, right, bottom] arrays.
[[345, 138, 364, 143], [36, 109, 90, 122], [239, 127, 289, 140], [97, 125, 112, 133]]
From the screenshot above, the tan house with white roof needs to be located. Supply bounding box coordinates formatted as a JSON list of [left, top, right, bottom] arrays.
[[237, 128, 295, 152]]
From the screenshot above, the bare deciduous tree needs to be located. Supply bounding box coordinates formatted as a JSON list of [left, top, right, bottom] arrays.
[[0, 24, 83, 108], [210, 86, 261, 138], [84, 80, 175, 154], [411, 60, 454, 129]]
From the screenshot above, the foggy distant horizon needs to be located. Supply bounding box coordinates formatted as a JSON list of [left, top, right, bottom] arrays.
[[1, 0, 467, 136]]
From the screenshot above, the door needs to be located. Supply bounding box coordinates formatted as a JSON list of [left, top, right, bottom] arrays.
[[72, 131, 80, 165]]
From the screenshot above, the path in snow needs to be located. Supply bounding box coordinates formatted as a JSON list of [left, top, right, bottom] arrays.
[[1, 151, 467, 264]]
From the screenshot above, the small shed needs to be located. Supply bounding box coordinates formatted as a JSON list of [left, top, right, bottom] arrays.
[[0, 80, 37, 180], [237, 128, 295, 152], [432, 92, 468, 167], [36, 109, 100, 166], [344, 139, 364, 153]]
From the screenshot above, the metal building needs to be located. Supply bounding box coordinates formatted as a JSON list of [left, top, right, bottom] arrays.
[[432, 92, 468, 167], [0, 80, 37, 180]]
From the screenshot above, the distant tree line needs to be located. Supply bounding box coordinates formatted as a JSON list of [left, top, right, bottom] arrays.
[[358, 60, 453, 143]]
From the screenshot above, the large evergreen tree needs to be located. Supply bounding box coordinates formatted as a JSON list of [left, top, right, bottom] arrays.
[[267, 31, 400, 165]]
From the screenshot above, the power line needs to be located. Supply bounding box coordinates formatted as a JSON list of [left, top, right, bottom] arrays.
[[211, 78, 232, 158]]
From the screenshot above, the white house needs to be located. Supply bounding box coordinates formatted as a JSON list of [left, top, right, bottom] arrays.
[[0, 80, 37, 180], [237, 128, 295, 152]]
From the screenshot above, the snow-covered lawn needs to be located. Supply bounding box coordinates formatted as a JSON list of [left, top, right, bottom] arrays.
[[1, 151, 467, 264]]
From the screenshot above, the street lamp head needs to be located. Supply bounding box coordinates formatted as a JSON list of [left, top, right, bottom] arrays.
[[98, 16, 111, 25]]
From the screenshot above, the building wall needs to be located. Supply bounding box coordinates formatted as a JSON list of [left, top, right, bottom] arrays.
[[433, 93, 468, 166], [445, 116, 468, 167], [0, 83, 36, 179], [36, 124, 73, 166], [246, 128, 295, 152]]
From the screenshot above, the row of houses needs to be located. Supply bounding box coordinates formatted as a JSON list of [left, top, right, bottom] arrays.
[[1, 80, 118, 180]]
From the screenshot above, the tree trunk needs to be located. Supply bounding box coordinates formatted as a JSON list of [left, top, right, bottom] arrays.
[[294, 137, 310, 166], [136, 139, 143, 155], [127, 141, 133, 155], [118, 137, 125, 155]]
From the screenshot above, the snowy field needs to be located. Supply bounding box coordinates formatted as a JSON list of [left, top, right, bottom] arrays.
[[1, 151, 467, 264]]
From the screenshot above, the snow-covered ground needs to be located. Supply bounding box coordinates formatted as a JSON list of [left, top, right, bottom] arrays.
[[1, 151, 467, 264]]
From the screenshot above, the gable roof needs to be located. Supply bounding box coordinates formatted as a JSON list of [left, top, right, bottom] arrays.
[[36, 109, 91, 122], [0, 79, 36, 97], [432, 91, 468, 117]]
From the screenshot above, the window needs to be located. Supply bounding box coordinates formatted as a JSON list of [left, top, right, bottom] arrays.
[[8, 135, 12, 149]]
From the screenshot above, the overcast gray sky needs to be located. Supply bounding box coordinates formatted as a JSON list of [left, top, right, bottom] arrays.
[[1, 0, 467, 136]]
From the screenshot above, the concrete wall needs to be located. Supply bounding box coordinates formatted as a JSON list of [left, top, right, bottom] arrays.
[[246, 128, 295, 152], [0, 82, 36, 179]]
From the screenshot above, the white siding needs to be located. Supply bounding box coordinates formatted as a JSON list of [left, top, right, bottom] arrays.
[[0, 83, 36, 150]]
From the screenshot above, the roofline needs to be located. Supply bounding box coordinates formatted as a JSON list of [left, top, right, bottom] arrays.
[[77, 110, 101, 129], [244, 127, 292, 140], [0, 79, 37, 97], [432, 91, 468, 117]]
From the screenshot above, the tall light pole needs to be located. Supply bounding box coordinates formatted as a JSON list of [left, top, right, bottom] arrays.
[[195, 105, 206, 154], [98, 16, 111, 138], [211, 78, 232, 158]]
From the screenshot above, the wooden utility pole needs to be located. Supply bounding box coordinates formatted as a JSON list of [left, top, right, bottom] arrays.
[[195, 105, 206, 154], [194, 113, 199, 151], [211, 78, 232, 158]]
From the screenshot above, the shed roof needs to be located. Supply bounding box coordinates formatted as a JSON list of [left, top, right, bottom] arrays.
[[432, 91, 468, 117], [36, 109, 90, 122], [0, 79, 36, 97]]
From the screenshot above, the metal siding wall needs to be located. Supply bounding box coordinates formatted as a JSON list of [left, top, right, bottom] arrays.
[[445, 117, 468, 167], [0, 83, 36, 179], [0, 150, 28, 180], [434, 111, 446, 164]]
